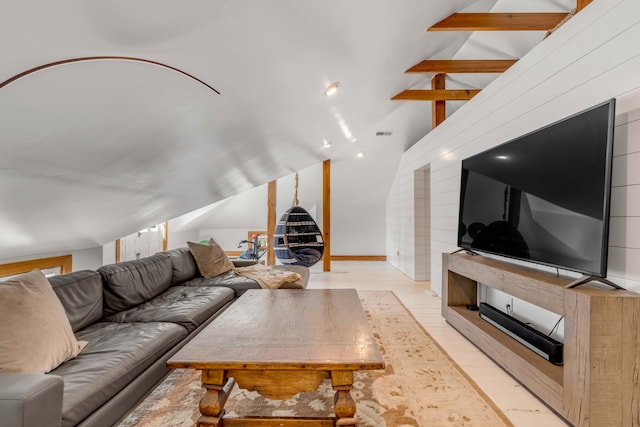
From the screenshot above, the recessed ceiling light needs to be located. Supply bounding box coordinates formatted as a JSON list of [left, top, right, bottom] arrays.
[[324, 82, 340, 96], [351, 138, 358, 143], [356, 151, 364, 158], [322, 139, 332, 148]]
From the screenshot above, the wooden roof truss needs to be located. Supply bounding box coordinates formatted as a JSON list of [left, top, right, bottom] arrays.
[[392, 0, 592, 128]]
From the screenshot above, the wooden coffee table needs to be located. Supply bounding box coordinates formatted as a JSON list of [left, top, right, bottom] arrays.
[[167, 289, 384, 427]]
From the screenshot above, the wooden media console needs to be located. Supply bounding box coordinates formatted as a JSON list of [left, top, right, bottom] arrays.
[[442, 253, 640, 427]]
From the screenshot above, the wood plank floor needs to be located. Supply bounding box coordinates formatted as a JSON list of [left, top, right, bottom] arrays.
[[307, 261, 569, 427]]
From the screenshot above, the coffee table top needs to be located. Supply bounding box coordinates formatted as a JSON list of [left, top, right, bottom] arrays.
[[167, 289, 384, 371]]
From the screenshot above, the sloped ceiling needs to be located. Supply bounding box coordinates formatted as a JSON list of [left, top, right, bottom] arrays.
[[0, 0, 572, 259]]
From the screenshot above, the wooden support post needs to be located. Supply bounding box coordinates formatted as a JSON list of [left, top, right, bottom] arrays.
[[323, 159, 331, 272], [162, 221, 168, 251], [267, 180, 277, 266], [115, 239, 120, 263], [432, 73, 446, 128]]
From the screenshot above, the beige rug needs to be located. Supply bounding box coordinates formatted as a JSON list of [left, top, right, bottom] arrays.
[[118, 291, 514, 426]]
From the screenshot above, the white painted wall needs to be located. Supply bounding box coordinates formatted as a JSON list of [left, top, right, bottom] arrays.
[[331, 202, 386, 255], [102, 241, 116, 265], [167, 229, 199, 250], [387, 0, 640, 332], [71, 246, 103, 271]]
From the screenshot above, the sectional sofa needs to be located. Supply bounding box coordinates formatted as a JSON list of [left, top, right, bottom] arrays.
[[0, 247, 308, 427]]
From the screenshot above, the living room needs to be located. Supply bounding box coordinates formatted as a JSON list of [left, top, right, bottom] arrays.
[[2, 0, 640, 426]]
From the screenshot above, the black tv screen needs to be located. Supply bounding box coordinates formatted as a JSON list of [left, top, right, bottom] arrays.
[[458, 99, 616, 277]]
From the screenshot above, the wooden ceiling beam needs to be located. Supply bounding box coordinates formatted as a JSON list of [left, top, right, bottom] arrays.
[[428, 13, 569, 31], [406, 59, 517, 74], [577, 0, 592, 12], [391, 89, 480, 101]]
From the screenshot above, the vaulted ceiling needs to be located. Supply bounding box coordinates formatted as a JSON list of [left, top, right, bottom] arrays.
[[0, 0, 576, 259]]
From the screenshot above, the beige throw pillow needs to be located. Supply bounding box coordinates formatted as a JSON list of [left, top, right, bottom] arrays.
[[188, 240, 234, 278], [0, 270, 87, 373]]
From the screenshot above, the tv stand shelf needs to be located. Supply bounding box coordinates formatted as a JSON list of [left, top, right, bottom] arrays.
[[442, 253, 640, 427]]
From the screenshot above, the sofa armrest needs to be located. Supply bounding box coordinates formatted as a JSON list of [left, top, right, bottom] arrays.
[[231, 259, 259, 267], [0, 374, 63, 427]]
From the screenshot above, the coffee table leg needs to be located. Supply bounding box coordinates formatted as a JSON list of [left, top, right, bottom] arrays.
[[198, 370, 234, 427], [331, 371, 357, 426]]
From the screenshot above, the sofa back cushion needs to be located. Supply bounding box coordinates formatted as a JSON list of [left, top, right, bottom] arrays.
[[164, 247, 199, 285], [98, 254, 172, 315], [49, 270, 104, 332]]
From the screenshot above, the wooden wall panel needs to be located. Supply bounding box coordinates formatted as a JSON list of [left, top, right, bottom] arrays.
[[0, 254, 73, 277], [561, 290, 586, 425], [621, 297, 640, 426]]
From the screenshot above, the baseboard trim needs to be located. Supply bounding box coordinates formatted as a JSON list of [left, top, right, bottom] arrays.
[[330, 255, 387, 261], [225, 251, 244, 257]]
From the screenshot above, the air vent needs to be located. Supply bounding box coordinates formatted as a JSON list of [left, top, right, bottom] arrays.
[[376, 131, 393, 136]]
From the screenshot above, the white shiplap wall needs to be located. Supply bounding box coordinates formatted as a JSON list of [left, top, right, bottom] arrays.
[[413, 168, 430, 280], [609, 102, 640, 291], [387, 0, 640, 298]]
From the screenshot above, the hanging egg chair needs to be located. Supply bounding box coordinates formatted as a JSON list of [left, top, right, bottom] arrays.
[[273, 173, 325, 267]]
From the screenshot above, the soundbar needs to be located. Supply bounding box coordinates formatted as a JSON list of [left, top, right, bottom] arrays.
[[479, 303, 563, 365]]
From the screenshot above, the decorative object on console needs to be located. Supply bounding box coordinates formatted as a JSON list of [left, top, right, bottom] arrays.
[[237, 232, 266, 261], [0, 269, 87, 374], [274, 172, 325, 267]]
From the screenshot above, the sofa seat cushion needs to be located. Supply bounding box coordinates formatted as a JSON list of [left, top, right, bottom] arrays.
[[105, 286, 234, 332], [182, 269, 262, 297], [52, 321, 186, 427]]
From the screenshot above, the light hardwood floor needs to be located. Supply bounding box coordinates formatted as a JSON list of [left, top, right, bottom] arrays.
[[307, 261, 569, 427]]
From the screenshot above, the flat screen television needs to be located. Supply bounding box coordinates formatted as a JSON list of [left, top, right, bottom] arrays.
[[457, 99, 616, 278]]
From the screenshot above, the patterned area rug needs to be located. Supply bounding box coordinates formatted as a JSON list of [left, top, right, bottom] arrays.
[[118, 291, 513, 426]]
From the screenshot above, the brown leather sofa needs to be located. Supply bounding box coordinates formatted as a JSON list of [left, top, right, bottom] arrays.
[[0, 248, 308, 427]]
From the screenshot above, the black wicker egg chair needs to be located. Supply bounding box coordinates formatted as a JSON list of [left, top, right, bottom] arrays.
[[273, 173, 325, 267]]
